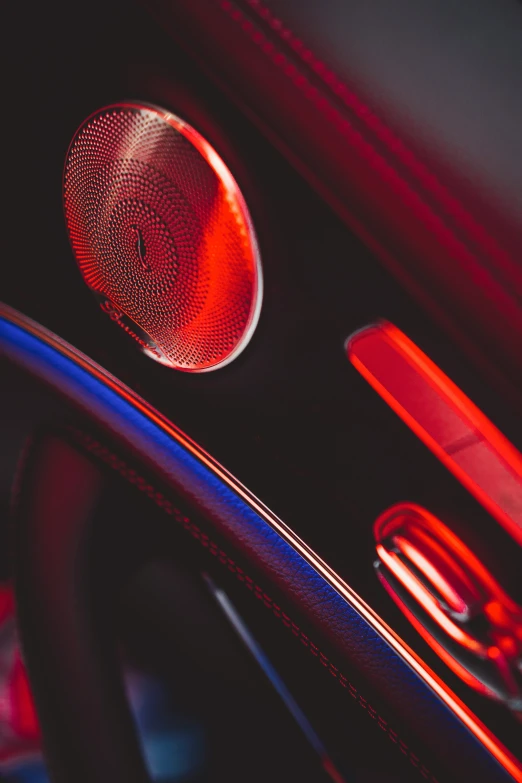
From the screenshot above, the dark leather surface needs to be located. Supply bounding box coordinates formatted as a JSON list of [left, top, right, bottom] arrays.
[[1, 312, 517, 782], [12, 435, 151, 783], [12, 430, 337, 783], [144, 0, 522, 399]]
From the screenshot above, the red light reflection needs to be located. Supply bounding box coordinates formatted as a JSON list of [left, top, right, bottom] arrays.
[[375, 504, 522, 709], [348, 322, 522, 546]]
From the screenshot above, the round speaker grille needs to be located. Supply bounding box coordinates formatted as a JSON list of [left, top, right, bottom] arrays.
[[63, 103, 263, 371]]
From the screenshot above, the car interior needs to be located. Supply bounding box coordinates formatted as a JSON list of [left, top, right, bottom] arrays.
[[1, 1, 522, 781]]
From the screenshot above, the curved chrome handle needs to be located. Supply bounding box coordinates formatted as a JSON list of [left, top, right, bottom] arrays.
[[374, 504, 522, 711]]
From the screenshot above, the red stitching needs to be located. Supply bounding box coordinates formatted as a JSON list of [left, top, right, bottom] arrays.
[[219, 0, 521, 298], [68, 427, 439, 782]]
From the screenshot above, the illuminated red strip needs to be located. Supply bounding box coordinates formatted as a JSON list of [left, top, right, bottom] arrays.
[[392, 535, 468, 616], [376, 545, 485, 653], [376, 569, 495, 700], [348, 323, 522, 546], [2, 305, 522, 782]]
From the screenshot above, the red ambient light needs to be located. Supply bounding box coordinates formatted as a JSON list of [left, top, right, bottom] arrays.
[[347, 322, 522, 546], [3, 304, 522, 782], [375, 505, 522, 708], [63, 104, 263, 372]]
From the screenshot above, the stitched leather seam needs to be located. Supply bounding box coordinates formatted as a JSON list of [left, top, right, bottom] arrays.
[[219, 0, 522, 300], [67, 426, 438, 782]]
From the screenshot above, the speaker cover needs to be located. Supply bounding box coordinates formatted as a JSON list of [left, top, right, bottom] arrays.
[[63, 103, 263, 372]]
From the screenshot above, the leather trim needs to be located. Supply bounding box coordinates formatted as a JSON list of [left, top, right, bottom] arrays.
[[144, 0, 522, 402], [67, 426, 436, 781], [231, 0, 520, 297], [0, 303, 520, 782]]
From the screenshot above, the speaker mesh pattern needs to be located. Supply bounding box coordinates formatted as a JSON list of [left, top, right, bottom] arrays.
[[64, 104, 262, 371]]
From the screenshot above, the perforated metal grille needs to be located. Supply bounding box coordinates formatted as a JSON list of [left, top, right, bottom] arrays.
[[63, 104, 262, 371]]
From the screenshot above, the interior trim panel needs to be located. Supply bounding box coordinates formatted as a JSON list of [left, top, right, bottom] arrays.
[[1, 303, 520, 782]]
